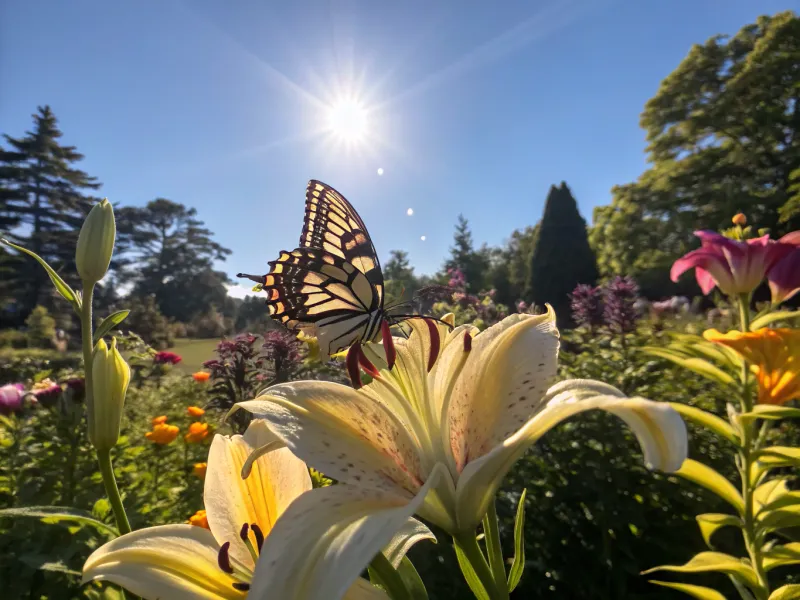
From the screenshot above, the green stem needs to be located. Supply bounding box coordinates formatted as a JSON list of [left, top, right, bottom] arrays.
[[482, 501, 509, 599], [736, 294, 768, 598], [454, 532, 505, 600], [368, 552, 411, 600], [97, 448, 131, 534]]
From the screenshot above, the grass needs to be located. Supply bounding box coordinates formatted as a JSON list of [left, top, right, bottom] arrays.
[[166, 338, 220, 373]]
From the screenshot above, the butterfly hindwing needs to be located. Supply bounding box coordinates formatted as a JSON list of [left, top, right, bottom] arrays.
[[262, 247, 384, 354]]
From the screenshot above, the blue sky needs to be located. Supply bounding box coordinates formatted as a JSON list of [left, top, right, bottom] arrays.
[[1, 1, 791, 296]]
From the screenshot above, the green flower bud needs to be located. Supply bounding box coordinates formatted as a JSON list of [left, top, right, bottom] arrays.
[[76, 199, 116, 284], [89, 337, 130, 451]]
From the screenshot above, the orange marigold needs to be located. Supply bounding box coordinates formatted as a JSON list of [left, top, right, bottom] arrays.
[[146, 423, 179, 444], [187, 406, 205, 418], [184, 421, 211, 444], [188, 509, 209, 529], [192, 462, 207, 480], [192, 371, 210, 383], [732, 213, 747, 226], [151, 415, 168, 426], [704, 327, 800, 405]]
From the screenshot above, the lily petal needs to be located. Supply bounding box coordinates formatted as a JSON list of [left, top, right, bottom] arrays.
[[205, 432, 311, 568], [447, 307, 559, 472], [382, 517, 437, 568], [249, 464, 447, 600], [82, 524, 244, 600], [236, 382, 424, 496], [454, 387, 687, 530]]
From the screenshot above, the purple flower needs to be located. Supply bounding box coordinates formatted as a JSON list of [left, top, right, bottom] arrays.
[[603, 276, 640, 334], [262, 331, 301, 368], [0, 384, 25, 415], [447, 268, 467, 290], [516, 300, 529, 313], [64, 377, 86, 403], [153, 351, 182, 365], [570, 284, 604, 330]]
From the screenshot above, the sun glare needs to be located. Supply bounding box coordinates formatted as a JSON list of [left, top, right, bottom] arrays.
[[327, 99, 369, 143]]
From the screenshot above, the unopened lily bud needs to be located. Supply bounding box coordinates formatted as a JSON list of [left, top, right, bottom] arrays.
[[732, 213, 746, 226], [76, 199, 116, 284], [89, 338, 130, 451]]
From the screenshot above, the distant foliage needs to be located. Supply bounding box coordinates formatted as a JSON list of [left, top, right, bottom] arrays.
[[24, 305, 56, 349], [122, 295, 174, 349]]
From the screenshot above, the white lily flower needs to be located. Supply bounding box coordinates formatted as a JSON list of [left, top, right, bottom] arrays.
[[83, 421, 433, 599], [235, 308, 688, 535]]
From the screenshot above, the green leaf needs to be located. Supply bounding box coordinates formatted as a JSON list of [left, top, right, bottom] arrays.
[[93, 310, 130, 343], [769, 584, 800, 600], [757, 503, 800, 535], [508, 489, 527, 592], [740, 406, 800, 423], [759, 492, 800, 516], [0, 506, 118, 537], [750, 310, 800, 331], [649, 580, 727, 600], [676, 459, 745, 514], [764, 543, 800, 572], [754, 479, 790, 513], [642, 551, 761, 591], [1, 239, 80, 311], [755, 447, 800, 477], [696, 513, 742, 547], [668, 403, 739, 445], [396, 557, 428, 600], [644, 350, 737, 386], [454, 540, 490, 600]]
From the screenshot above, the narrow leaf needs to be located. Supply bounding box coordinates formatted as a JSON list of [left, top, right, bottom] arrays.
[[764, 543, 800, 572], [751, 311, 800, 331], [757, 504, 800, 535], [396, 557, 428, 600], [0, 506, 118, 536], [740, 405, 800, 423], [696, 513, 742, 547], [508, 489, 527, 592], [93, 310, 130, 343], [649, 580, 727, 600], [668, 403, 738, 445], [642, 551, 761, 591], [769, 584, 800, 600], [1, 239, 80, 310], [676, 459, 745, 514], [454, 540, 490, 600]]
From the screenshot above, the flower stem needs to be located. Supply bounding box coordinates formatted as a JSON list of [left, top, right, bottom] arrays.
[[482, 500, 509, 598], [454, 532, 505, 600], [96, 448, 131, 534], [368, 552, 412, 600]]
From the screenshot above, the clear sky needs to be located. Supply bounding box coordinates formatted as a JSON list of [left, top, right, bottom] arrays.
[[1, 1, 791, 297]]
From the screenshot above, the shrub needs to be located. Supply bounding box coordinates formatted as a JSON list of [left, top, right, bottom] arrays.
[[0, 329, 28, 349], [123, 295, 174, 349], [24, 306, 56, 349]]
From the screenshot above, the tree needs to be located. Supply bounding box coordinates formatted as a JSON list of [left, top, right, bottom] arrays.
[[24, 305, 56, 348], [443, 215, 489, 293], [592, 11, 800, 294], [0, 106, 100, 323], [384, 249, 418, 304], [117, 199, 231, 321], [527, 183, 598, 321]]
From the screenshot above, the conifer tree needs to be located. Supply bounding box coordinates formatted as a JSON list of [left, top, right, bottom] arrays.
[[526, 182, 598, 322], [443, 215, 489, 293]]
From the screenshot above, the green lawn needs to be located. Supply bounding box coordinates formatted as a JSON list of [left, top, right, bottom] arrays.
[[166, 338, 220, 373]]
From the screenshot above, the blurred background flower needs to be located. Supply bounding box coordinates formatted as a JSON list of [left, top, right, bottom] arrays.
[[0, 383, 25, 416], [146, 423, 179, 445]]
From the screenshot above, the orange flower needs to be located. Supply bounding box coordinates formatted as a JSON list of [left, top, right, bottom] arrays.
[[192, 462, 207, 480], [146, 423, 179, 444], [187, 406, 205, 418], [184, 421, 210, 444], [732, 213, 747, 226], [704, 327, 800, 405], [192, 371, 210, 383], [187, 509, 209, 529], [151, 415, 167, 426]]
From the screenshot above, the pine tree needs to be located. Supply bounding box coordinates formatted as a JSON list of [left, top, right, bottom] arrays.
[[444, 215, 488, 293], [526, 182, 598, 322], [0, 106, 100, 324]]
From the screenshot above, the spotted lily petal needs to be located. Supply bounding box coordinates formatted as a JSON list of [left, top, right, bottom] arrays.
[[454, 385, 687, 529], [205, 429, 311, 568], [82, 524, 245, 600], [249, 464, 447, 600]]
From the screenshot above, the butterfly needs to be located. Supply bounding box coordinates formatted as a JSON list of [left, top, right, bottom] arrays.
[[238, 180, 425, 381]]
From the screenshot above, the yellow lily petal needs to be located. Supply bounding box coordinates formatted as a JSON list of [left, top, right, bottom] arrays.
[[82, 524, 244, 600], [249, 464, 447, 600], [454, 387, 687, 529], [205, 432, 311, 569], [236, 382, 424, 496]]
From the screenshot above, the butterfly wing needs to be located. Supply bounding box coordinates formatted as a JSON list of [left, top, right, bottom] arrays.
[[262, 247, 384, 355], [302, 180, 384, 302]]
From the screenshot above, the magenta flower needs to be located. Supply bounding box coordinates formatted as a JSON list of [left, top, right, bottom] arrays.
[[768, 231, 800, 304], [671, 231, 793, 296], [153, 351, 182, 365], [0, 383, 25, 415]]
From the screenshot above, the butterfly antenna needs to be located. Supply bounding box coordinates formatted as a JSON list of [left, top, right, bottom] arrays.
[[237, 273, 265, 285], [389, 314, 455, 330]]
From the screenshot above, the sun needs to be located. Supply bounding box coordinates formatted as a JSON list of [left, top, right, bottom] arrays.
[[327, 98, 369, 143]]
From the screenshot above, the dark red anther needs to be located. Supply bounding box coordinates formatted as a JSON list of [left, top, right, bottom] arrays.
[[239, 523, 249, 541], [358, 347, 380, 378], [464, 331, 472, 352], [346, 342, 363, 390], [381, 319, 396, 370], [425, 319, 440, 371], [251, 523, 264, 552], [218, 541, 233, 574]]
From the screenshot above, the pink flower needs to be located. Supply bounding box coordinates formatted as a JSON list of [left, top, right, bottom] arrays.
[[0, 384, 25, 415], [153, 351, 182, 365], [671, 231, 793, 296], [768, 232, 800, 304]]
